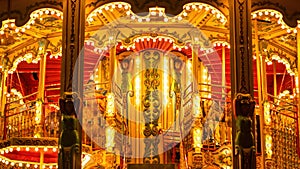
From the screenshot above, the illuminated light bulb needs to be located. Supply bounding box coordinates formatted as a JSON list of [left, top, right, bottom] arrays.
[[287, 29, 291, 33], [5, 161, 9, 165], [19, 163, 23, 167], [50, 165, 53, 169], [132, 45, 136, 49], [205, 6, 209, 11], [298, 24, 300, 28], [146, 37, 150, 41], [10, 23, 15, 27], [35, 147, 39, 152], [186, 6, 190, 10], [158, 37, 162, 41], [164, 17, 169, 22], [159, 12, 163, 17], [51, 10, 55, 15], [183, 12, 187, 16], [211, 9, 216, 14], [192, 5, 196, 9], [124, 5, 129, 10], [26, 25, 30, 29], [105, 6, 109, 10], [153, 39, 156, 42], [26, 164, 30, 167], [275, 14, 280, 18], [294, 29, 297, 33], [281, 25, 285, 29], [220, 18, 225, 23], [184, 46, 188, 49], [258, 11, 263, 16], [26, 147, 29, 151], [265, 11, 269, 15], [53, 148, 57, 152], [111, 4, 115, 8], [5, 149, 8, 153], [56, 12, 61, 17], [178, 16, 182, 20], [45, 10, 49, 14], [0, 30, 4, 34], [173, 46, 176, 49], [16, 147, 20, 151], [146, 17, 150, 22], [178, 48, 182, 51], [4, 24, 8, 28], [118, 4, 122, 8], [9, 147, 13, 152], [216, 13, 221, 18], [126, 11, 130, 16], [252, 13, 257, 18], [11, 162, 15, 166], [88, 17, 94, 22], [131, 15, 135, 20], [39, 11, 44, 15], [34, 164, 38, 168], [199, 5, 203, 9], [138, 18, 142, 22]]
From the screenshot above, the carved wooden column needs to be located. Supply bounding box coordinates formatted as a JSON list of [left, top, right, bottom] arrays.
[[58, 0, 85, 168], [229, 0, 256, 168]]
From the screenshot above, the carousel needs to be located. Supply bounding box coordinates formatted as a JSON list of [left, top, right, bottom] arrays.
[[0, 0, 299, 169]]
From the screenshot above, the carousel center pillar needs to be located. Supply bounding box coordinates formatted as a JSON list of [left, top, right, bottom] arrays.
[[58, 0, 85, 168], [229, 0, 256, 169]]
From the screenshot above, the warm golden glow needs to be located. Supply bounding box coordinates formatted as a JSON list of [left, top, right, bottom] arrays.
[[105, 127, 115, 152], [265, 134, 273, 159], [106, 93, 115, 117], [264, 101, 271, 125]]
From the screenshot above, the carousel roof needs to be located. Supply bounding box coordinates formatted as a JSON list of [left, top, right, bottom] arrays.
[[0, 2, 297, 102]]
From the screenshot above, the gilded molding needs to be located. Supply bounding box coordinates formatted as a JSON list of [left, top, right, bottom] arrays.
[[0, 0, 63, 27], [252, 0, 300, 27], [85, 0, 229, 16]]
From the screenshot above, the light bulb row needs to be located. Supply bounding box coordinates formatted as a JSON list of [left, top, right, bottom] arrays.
[[213, 41, 230, 49], [0, 146, 57, 154], [9, 53, 40, 73], [183, 3, 227, 24], [252, 9, 298, 34], [264, 54, 295, 76], [87, 2, 131, 23], [0, 156, 57, 168], [0, 8, 63, 35]]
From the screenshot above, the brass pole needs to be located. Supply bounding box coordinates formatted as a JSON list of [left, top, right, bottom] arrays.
[[40, 149, 44, 169], [222, 46, 226, 93], [254, 19, 265, 168], [297, 28, 300, 159], [110, 45, 117, 91], [192, 45, 199, 89], [273, 61, 277, 101], [0, 70, 7, 117]]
